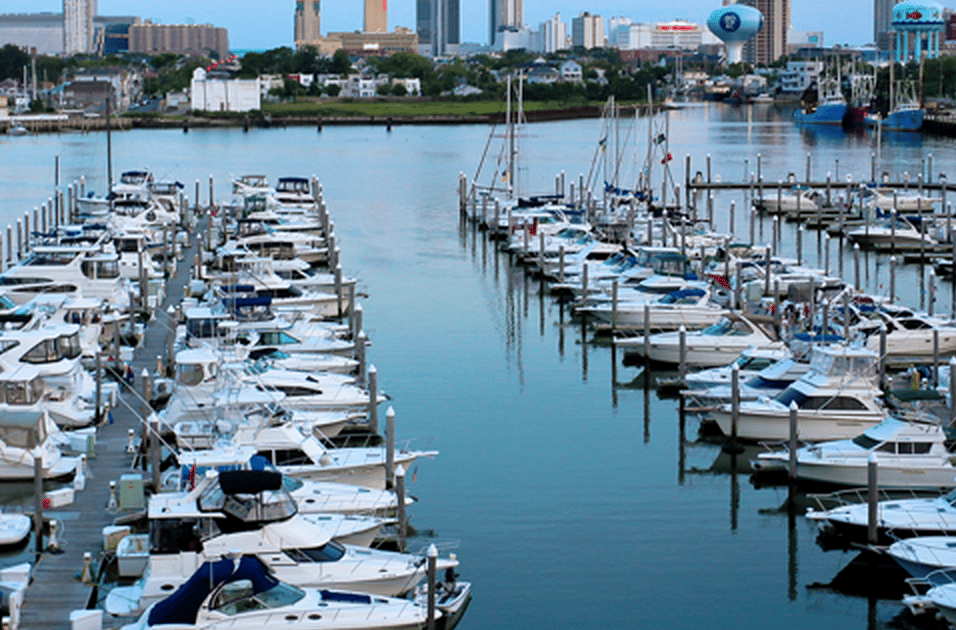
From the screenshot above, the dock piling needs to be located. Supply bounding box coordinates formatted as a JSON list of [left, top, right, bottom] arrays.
[[729, 200, 735, 236], [367, 366, 379, 434], [930, 269, 937, 317], [934, 329, 940, 386], [722, 364, 743, 454], [426, 544, 437, 630], [559, 245, 565, 283], [890, 255, 897, 302], [854, 243, 861, 290], [356, 332, 367, 387], [788, 402, 798, 480], [867, 454, 879, 545], [678, 325, 686, 384], [395, 464, 407, 552], [824, 233, 830, 276], [611, 279, 618, 332], [797, 225, 803, 266], [33, 445, 43, 557], [879, 324, 887, 389], [643, 303, 650, 361], [385, 406, 395, 489], [950, 358, 956, 423]]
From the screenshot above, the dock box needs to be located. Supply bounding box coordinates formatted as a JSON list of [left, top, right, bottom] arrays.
[[118, 474, 145, 510]]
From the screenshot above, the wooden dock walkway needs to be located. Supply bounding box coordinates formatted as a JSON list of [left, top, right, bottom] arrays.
[[18, 223, 201, 630]]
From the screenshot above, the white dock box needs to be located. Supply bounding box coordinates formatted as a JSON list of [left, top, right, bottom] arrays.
[[118, 473, 145, 510], [70, 609, 102, 630]]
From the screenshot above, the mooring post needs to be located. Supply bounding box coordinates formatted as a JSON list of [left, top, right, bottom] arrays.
[[821, 300, 830, 344], [678, 325, 687, 384], [150, 414, 161, 491], [764, 246, 771, 297], [854, 243, 861, 290], [797, 225, 803, 266], [706, 154, 711, 183], [395, 464, 407, 552], [879, 324, 887, 390], [734, 261, 742, 311], [867, 453, 879, 545], [723, 363, 742, 453], [934, 329, 940, 387], [708, 194, 714, 229], [805, 152, 811, 183], [950, 357, 956, 424], [581, 263, 589, 307], [788, 401, 798, 481], [385, 406, 395, 489], [729, 200, 735, 236], [95, 351, 102, 423], [843, 291, 851, 343], [426, 544, 438, 630], [643, 302, 650, 361], [750, 204, 756, 245], [367, 366, 379, 433], [208, 174, 215, 210], [34, 444, 43, 557], [611, 279, 619, 333], [355, 332, 367, 388], [824, 233, 830, 276], [930, 269, 937, 317], [559, 245, 565, 283], [889, 255, 897, 303]]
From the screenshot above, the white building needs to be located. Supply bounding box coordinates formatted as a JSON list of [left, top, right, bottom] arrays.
[[607, 17, 631, 47], [190, 68, 261, 112], [538, 13, 568, 53], [559, 60, 582, 82], [613, 20, 712, 50], [779, 61, 823, 94], [63, 0, 94, 55], [571, 12, 603, 49], [495, 26, 533, 51]]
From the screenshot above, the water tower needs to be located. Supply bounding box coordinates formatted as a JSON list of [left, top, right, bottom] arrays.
[[707, 2, 764, 64], [892, 1, 945, 62]]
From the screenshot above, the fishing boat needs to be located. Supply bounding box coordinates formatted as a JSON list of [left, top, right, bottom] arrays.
[[865, 80, 924, 131], [794, 78, 848, 125]]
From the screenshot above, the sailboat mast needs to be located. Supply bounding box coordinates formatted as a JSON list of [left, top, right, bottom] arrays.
[[506, 74, 513, 198]]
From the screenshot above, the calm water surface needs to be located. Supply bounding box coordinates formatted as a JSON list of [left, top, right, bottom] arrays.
[[3, 104, 956, 628]]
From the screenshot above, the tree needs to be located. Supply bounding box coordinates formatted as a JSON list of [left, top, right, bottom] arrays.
[[0, 44, 30, 81], [330, 49, 352, 75], [376, 83, 392, 96], [392, 82, 407, 97], [324, 83, 341, 97]]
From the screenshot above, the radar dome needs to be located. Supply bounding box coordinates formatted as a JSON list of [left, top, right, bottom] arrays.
[[707, 4, 764, 64]]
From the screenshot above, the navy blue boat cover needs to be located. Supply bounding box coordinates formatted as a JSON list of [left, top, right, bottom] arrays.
[[147, 556, 278, 625]]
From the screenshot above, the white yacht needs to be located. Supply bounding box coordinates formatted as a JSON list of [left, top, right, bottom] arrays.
[[806, 487, 956, 543], [751, 416, 956, 487], [616, 313, 783, 367], [710, 344, 886, 442]]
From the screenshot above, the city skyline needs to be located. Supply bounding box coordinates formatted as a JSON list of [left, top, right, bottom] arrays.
[[6, 0, 874, 50]]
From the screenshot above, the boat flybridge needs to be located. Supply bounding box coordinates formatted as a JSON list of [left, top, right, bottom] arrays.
[[273, 177, 316, 208], [0, 244, 131, 308], [709, 344, 886, 442], [0, 409, 80, 480]]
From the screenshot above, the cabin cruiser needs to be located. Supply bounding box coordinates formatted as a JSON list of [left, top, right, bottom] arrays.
[[0, 409, 80, 480], [107, 470, 457, 616], [684, 354, 810, 409], [887, 537, 956, 579], [273, 176, 316, 208], [616, 313, 784, 367], [580, 286, 728, 330], [116, 555, 438, 630], [850, 303, 956, 366], [232, 174, 272, 199], [177, 421, 434, 490], [709, 344, 886, 442], [860, 186, 937, 212], [0, 244, 131, 308], [754, 188, 820, 215], [751, 416, 955, 487], [806, 488, 956, 544], [683, 347, 793, 390], [847, 215, 937, 250]]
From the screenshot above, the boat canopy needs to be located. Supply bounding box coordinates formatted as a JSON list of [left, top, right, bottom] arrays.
[[147, 556, 277, 626]]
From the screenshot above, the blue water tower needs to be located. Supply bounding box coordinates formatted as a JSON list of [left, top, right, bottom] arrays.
[[892, 1, 945, 62], [707, 2, 764, 64]]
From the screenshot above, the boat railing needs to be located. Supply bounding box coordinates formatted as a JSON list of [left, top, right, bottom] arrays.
[[408, 538, 461, 558], [807, 487, 943, 513]]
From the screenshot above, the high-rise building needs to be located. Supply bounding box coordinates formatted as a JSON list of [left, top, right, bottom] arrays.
[[295, 0, 322, 45], [63, 0, 94, 55], [490, 0, 522, 45], [740, 0, 787, 65], [365, 0, 387, 33], [417, 0, 459, 55], [571, 12, 604, 49], [539, 13, 568, 52], [129, 21, 229, 58], [874, 0, 894, 48]]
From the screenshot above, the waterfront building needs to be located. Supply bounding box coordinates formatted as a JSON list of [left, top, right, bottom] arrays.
[[365, 0, 387, 33], [891, 1, 945, 62], [613, 20, 715, 51], [295, 0, 322, 47], [190, 67, 260, 112], [63, 0, 94, 55], [490, 0, 522, 46], [778, 59, 822, 93], [314, 29, 419, 56], [129, 21, 229, 59], [786, 29, 824, 54], [571, 12, 604, 49]]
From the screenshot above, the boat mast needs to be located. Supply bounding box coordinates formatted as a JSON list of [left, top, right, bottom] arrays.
[[645, 84, 654, 201], [517, 70, 523, 197], [506, 74, 513, 198]]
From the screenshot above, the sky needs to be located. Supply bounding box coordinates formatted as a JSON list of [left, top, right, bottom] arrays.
[[5, 0, 874, 51]]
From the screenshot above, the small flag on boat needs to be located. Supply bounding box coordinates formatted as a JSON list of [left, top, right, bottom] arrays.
[[708, 274, 731, 290], [661, 152, 673, 165], [188, 463, 197, 490], [412, 466, 418, 482]]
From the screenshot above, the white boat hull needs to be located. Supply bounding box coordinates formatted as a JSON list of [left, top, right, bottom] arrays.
[[711, 408, 884, 441]]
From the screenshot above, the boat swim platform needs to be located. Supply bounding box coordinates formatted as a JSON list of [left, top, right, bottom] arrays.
[[17, 223, 202, 630]]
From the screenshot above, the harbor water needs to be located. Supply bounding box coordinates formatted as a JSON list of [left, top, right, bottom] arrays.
[[3, 103, 956, 628]]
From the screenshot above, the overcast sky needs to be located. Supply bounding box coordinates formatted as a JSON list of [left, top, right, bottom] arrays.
[[5, 0, 874, 50]]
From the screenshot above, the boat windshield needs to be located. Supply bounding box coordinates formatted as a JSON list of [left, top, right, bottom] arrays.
[[737, 356, 776, 371], [851, 434, 881, 450], [701, 320, 732, 336], [212, 580, 305, 615], [177, 363, 207, 387], [774, 387, 807, 407], [198, 480, 297, 523]]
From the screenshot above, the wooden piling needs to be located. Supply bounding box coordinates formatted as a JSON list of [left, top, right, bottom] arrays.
[[426, 544, 437, 630], [788, 402, 798, 480], [867, 453, 879, 544], [395, 464, 407, 552], [367, 366, 379, 434], [385, 406, 395, 489]]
